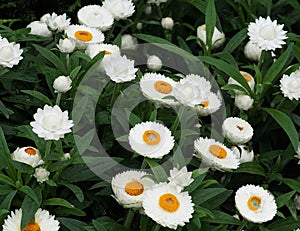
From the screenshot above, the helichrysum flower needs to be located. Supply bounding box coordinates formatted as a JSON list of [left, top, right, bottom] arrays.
[[147, 55, 162, 71], [140, 72, 179, 106], [11, 146, 44, 168], [247, 16, 287, 51], [85, 43, 120, 59], [103, 53, 137, 83], [222, 117, 254, 144], [77, 5, 114, 32], [57, 38, 76, 53], [46, 12, 71, 32], [231, 145, 254, 163], [102, 0, 135, 21], [30, 105, 74, 141], [27, 21, 52, 37], [194, 137, 240, 171], [197, 24, 225, 49], [111, 170, 155, 209], [161, 17, 174, 30], [2, 208, 60, 231], [235, 184, 277, 223], [121, 34, 138, 49], [0, 38, 23, 68], [142, 182, 194, 230], [244, 40, 262, 61], [34, 167, 50, 183], [168, 166, 194, 190], [53, 75, 72, 93], [194, 92, 221, 116], [227, 71, 255, 95], [280, 71, 300, 100], [235, 94, 254, 111], [128, 121, 174, 159]]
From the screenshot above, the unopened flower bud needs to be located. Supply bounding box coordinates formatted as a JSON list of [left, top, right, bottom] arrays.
[[244, 40, 262, 62], [147, 55, 162, 71], [161, 17, 174, 30], [57, 38, 76, 53], [53, 75, 72, 93], [235, 94, 254, 111], [197, 24, 225, 49]]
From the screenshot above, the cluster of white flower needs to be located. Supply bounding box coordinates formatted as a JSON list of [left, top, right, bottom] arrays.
[[0, 36, 23, 68]]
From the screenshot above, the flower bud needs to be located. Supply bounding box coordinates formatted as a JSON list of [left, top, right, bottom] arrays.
[[231, 145, 254, 163], [57, 38, 76, 53], [244, 40, 262, 61], [235, 94, 254, 111], [27, 21, 52, 37], [136, 22, 143, 30], [147, 55, 162, 71], [144, 5, 152, 15], [121, 34, 138, 50], [294, 194, 300, 210], [34, 167, 50, 183], [161, 17, 174, 30], [196, 24, 225, 49], [53, 75, 72, 93]]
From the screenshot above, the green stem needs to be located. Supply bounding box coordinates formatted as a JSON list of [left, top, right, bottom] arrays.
[[56, 93, 62, 106], [140, 158, 147, 169], [124, 209, 135, 228], [236, 219, 248, 231], [152, 224, 161, 231], [171, 106, 185, 132], [139, 215, 148, 231], [44, 140, 52, 160]]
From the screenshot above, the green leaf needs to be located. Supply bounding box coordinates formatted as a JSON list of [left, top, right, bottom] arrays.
[[201, 210, 241, 225], [205, 0, 217, 49], [62, 183, 84, 202], [0, 174, 16, 187], [145, 158, 168, 182], [223, 28, 247, 53], [267, 216, 300, 231], [21, 90, 53, 106], [234, 162, 266, 176], [42, 198, 74, 208], [19, 186, 40, 206], [283, 178, 300, 192], [133, 34, 174, 46], [185, 0, 206, 14], [93, 220, 107, 231], [58, 217, 87, 231], [0, 190, 17, 210], [192, 188, 226, 204], [262, 108, 298, 151], [0, 100, 13, 119], [0, 127, 15, 174], [276, 190, 296, 208], [21, 195, 39, 229]]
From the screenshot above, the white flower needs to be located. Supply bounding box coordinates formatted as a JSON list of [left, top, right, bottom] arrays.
[[142, 182, 194, 230], [27, 21, 52, 37], [161, 17, 174, 30], [34, 167, 50, 183], [244, 40, 262, 61], [61, 152, 71, 161], [140, 72, 179, 106], [53, 75, 72, 93], [235, 184, 277, 223], [103, 53, 137, 83], [248, 16, 287, 51], [136, 22, 143, 30], [235, 94, 254, 111], [194, 92, 221, 116], [40, 13, 51, 23], [197, 24, 225, 49], [147, 55, 162, 71], [194, 137, 240, 171], [46, 12, 70, 32], [231, 145, 254, 163], [129, 121, 174, 159], [111, 170, 155, 209], [168, 166, 194, 190], [57, 38, 76, 53], [147, 0, 167, 6], [222, 117, 254, 144], [280, 71, 300, 100], [294, 194, 300, 210], [11, 146, 44, 168], [65, 25, 105, 49], [121, 34, 138, 50], [228, 71, 255, 95], [103, 0, 135, 20], [0, 38, 23, 68], [3, 208, 60, 231], [77, 5, 114, 32], [30, 105, 74, 141], [85, 43, 120, 59]]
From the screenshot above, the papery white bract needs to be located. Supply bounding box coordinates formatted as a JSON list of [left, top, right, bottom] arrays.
[[121, 34, 138, 49], [161, 17, 174, 30], [34, 167, 50, 183], [85, 43, 120, 59], [102, 0, 135, 20], [46, 12, 71, 32], [280, 71, 300, 100], [231, 145, 254, 163], [27, 21, 52, 37], [168, 166, 194, 190], [57, 38, 76, 53], [227, 71, 255, 95], [53, 75, 72, 93], [0, 38, 23, 68], [11, 146, 44, 168]]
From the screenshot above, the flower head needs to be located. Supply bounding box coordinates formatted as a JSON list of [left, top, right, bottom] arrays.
[[247, 16, 287, 51], [228, 71, 255, 95], [231, 145, 254, 163], [46, 12, 70, 32], [147, 55, 162, 71], [34, 167, 50, 183], [0, 38, 23, 68], [30, 105, 74, 141], [53, 75, 72, 93], [103, 0, 135, 20], [161, 17, 174, 30], [85, 43, 120, 59], [194, 92, 221, 116], [168, 166, 194, 190], [235, 184, 277, 223], [142, 182, 194, 230], [280, 71, 300, 100], [57, 38, 76, 53], [235, 94, 254, 111], [11, 146, 44, 168], [244, 40, 262, 61], [3, 208, 60, 231], [197, 24, 225, 49], [121, 34, 138, 50], [27, 21, 52, 37], [129, 121, 174, 159]]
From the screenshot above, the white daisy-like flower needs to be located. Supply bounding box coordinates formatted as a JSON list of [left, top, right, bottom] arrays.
[[194, 92, 221, 116], [248, 16, 287, 51], [30, 104, 74, 141], [194, 137, 240, 171], [27, 21, 52, 37], [102, 0, 135, 20], [121, 34, 138, 50], [197, 24, 225, 49], [168, 166, 194, 190], [11, 146, 44, 168], [0, 38, 23, 68], [147, 55, 162, 71], [46, 12, 70, 32], [235, 94, 254, 111], [231, 145, 254, 163], [53, 75, 72, 93], [244, 40, 262, 62], [34, 167, 50, 183], [235, 184, 277, 223], [228, 71, 255, 95], [111, 170, 155, 209], [103, 53, 137, 83], [2, 208, 60, 231], [85, 43, 120, 59], [222, 117, 254, 144], [142, 182, 194, 230], [65, 25, 105, 49], [57, 38, 76, 53], [77, 5, 114, 31], [140, 73, 179, 106], [128, 121, 174, 159], [280, 71, 300, 100]]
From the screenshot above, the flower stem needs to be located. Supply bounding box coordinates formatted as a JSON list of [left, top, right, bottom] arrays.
[[56, 92, 62, 106], [124, 209, 135, 228], [171, 106, 185, 133], [236, 219, 248, 231], [44, 140, 52, 160], [152, 224, 161, 231]]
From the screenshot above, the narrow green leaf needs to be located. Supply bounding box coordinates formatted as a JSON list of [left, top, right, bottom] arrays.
[[42, 198, 74, 208], [62, 183, 84, 202], [133, 34, 174, 46], [21, 195, 39, 229], [262, 108, 298, 151], [234, 162, 266, 176], [21, 90, 52, 106], [283, 178, 300, 192], [201, 210, 241, 225], [267, 216, 300, 231], [145, 158, 168, 182], [58, 217, 87, 231], [224, 28, 247, 53], [0, 126, 14, 172], [192, 188, 226, 204], [205, 0, 217, 49], [185, 0, 206, 14], [19, 186, 40, 206], [185, 170, 207, 193], [93, 220, 107, 231], [0, 190, 17, 209], [0, 100, 13, 119], [276, 190, 296, 208], [0, 174, 16, 187]]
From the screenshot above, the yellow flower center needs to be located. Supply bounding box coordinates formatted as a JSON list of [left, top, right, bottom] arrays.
[[25, 148, 37, 156], [197, 101, 209, 108], [125, 180, 144, 196], [209, 145, 227, 159], [236, 125, 244, 131], [259, 24, 276, 40], [159, 193, 180, 212], [22, 222, 41, 231], [74, 30, 93, 42], [240, 71, 253, 83], [247, 195, 262, 211], [143, 130, 160, 145], [154, 81, 173, 94]]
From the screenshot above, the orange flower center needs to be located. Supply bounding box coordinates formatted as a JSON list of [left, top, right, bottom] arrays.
[[159, 193, 180, 212], [247, 195, 262, 211], [209, 145, 227, 159], [154, 81, 173, 94], [22, 222, 41, 231], [125, 180, 144, 196], [197, 101, 209, 108], [240, 71, 252, 83], [25, 148, 37, 156], [74, 30, 93, 42], [99, 50, 112, 55], [237, 125, 244, 131], [143, 130, 160, 145]]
